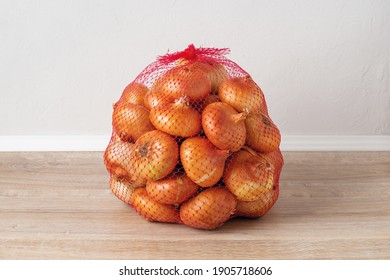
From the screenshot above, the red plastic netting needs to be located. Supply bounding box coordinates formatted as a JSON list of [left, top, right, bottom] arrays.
[[104, 44, 283, 230]]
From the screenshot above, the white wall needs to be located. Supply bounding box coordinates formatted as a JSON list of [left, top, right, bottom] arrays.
[[1, 0, 389, 140]]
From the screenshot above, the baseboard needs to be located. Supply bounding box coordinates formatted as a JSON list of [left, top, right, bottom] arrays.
[[280, 135, 390, 151], [0, 135, 110, 152], [0, 135, 389, 151]]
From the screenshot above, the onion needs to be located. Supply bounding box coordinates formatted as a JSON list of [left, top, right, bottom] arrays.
[[196, 93, 220, 112], [112, 101, 155, 142], [130, 130, 178, 181], [111, 132, 122, 143], [218, 75, 268, 114], [156, 66, 211, 101], [120, 82, 149, 106], [149, 96, 201, 137], [207, 61, 229, 93], [181, 60, 229, 93], [110, 176, 144, 205], [223, 149, 274, 201], [180, 137, 230, 187], [143, 87, 174, 110], [130, 188, 179, 223], [146, 174, 198, 205], [202, 102, 247, 152], [103, 141, 133, 178], [245, 112, 281, 153], [180, 187, 237, 230], [257, 148, 284, 174], [236, 187, 279, 218], [104, 141, 147, 186]]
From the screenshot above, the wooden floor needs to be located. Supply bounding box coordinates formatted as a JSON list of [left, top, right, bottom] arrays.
[[0, 152, 389, 259]]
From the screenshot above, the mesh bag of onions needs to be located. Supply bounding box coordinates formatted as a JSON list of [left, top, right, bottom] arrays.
[[104, 44, 283, 230]]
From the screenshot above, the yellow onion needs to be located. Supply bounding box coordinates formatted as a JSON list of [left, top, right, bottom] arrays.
[[146, 174, 198, 205], [112, 101, 154, 142], [120, 82, 149, 105], [143, 87, 174, 110], [149, 96, 201, 137], [130, 130, 178, 181], [245, 112, 281, 153], [179, 60, 229, 93], [218, 75, 268, 114], [196, 93, 220, 112], [130, 188, 179, 223], [223, 149, 274, 201], [202, 102, 247, 152], [110, 176, 144, 205], [180, 187, 237, 230], [104, 141, 147, 186], [180, 137, 230, 187], [257, 148, 284, 173], [104, 141, 132, 179], [236, 187, 279, 218], [155, 66, 211, 101]]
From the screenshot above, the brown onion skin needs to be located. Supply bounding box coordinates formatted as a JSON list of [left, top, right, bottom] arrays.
[[104, 141, 132, 179], [130, 130, 178, 181], [245, 112, 281, 153], [180, 137, 230, 188], [143, 87, 175, 110], [104, 141, 147, 187], [223, 149, 274, 202], [146, 174, 199, 205], [156, 65, 211, 101], [180, 60, 229, 93], [207, 61, 230, 93], [202, 102, 247, 152], [257, 148, 284, 174], [180, 187, 237, 230], [236, 186, 279, 218], [130, 188, 179, 223], [218, 75, 268, 114], [112, 101, 155, 142], [149, 97, 201, 137], [120, 82, 149, 106], [110, 176, 145, 206], [111, 132, 122, 143], [196, 93, 220, 112]]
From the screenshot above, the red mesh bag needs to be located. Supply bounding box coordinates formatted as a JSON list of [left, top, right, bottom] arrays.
[[104, 44, 284, 230]]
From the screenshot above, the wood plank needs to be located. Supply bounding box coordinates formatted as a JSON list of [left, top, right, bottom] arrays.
[[0, 152, 389, 259]]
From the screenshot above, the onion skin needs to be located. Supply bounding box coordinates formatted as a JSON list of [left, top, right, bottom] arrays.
[[197, 93, 220, 112], [245, 112, 281, 153], [180, 137, 230, 187], [131, 130, 178, 181], [120, 82, 149, 106], [146, 174, 199, 205], [130, 188, 179, 223], [223, 149, 274, 201], [104, 141, 147, 187], [207, 61, 229, 93], [150, 96, 201, 137], [180, 187, 237, 230], [110, 176, 144, 205], [202, 102, 247, 152], [257, 148, 284, 175], [111, 132, 122, 143], [112, 101, 155, 142], [257, 148, 284, 190], [218, 75, 268, 114], [104, 141, 132, 179], [236, 187, 279, 218], [181, 60, 229, 93], [156, 66, 211, 101], [143, 88, 174, 110]]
